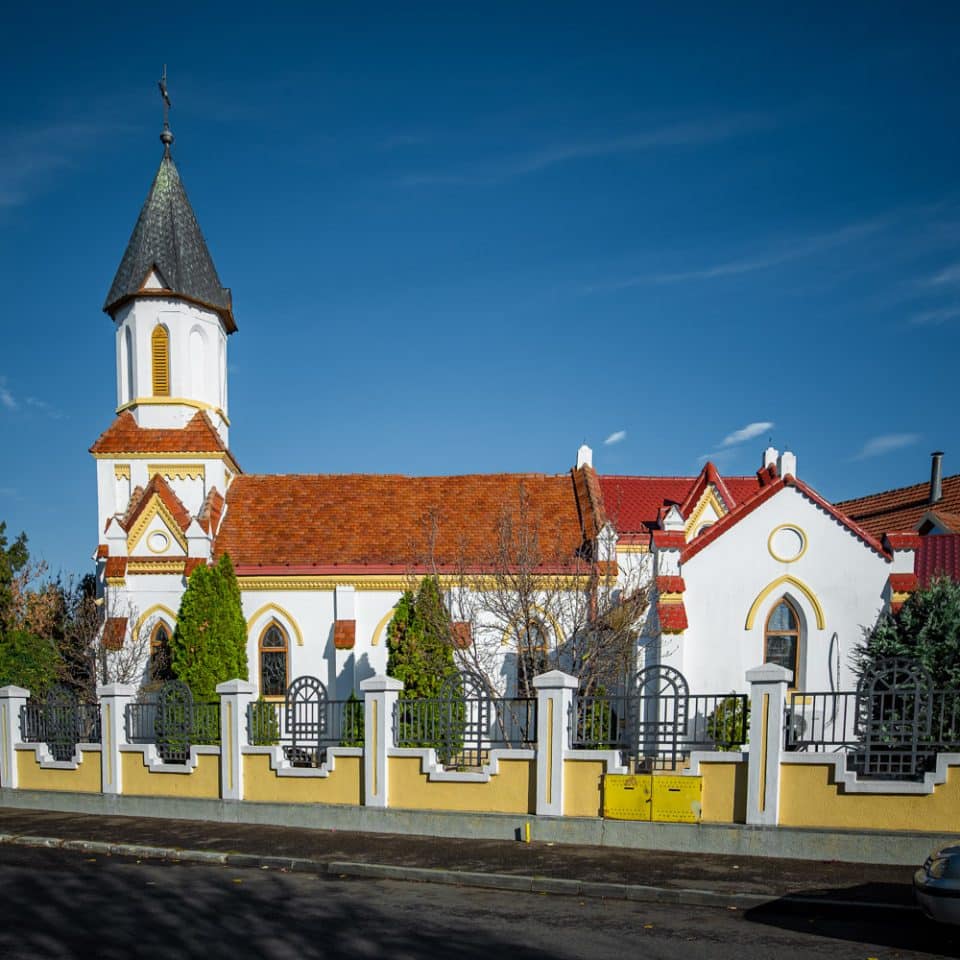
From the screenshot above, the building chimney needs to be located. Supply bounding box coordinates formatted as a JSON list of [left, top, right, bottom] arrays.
[[778, 450, 797, 479], [763, 446, 779, 470], [930, 451, 944, 505], [576, 444, 593, 469]]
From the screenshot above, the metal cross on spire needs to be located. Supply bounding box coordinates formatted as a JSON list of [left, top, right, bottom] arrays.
[[158, 64, 174, 156]]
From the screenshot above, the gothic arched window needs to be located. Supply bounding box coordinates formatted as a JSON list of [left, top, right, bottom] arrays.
[[150, 622, 174, 683], [516, 620, 548, 699], [260, 624, 288, 698], [765, 598, 800, 684], [151, 325, 170, 397]]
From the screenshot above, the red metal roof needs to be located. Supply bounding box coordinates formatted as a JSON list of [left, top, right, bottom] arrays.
[[915, 534, 960, 587]]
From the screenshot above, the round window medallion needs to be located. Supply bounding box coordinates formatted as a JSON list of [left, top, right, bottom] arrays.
[[147, 531, 170, 554], [768, 525, 806, 563]]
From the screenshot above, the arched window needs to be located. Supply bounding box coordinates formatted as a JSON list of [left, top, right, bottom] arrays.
[[151, 325, 170, 397], [765, 598, 800, 683], [260, 623, 288, 697], [150, 622, 174, 683], [516, 620, 548, 698]]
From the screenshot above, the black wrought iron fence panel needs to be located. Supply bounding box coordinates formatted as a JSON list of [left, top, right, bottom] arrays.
[[125, 694, 220, 765], [247, 698, 364, 768], [20, 694, 101, 762], [571, 692, 749, 770], [394, 696, 536, 768], [786, 689, 960, 781]]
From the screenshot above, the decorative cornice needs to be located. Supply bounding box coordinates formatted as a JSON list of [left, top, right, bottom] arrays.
[[113, 464, 131, 480], [148, 463, 206, 481], [237, 573, 595, 592], [127, 559, 186, 575]]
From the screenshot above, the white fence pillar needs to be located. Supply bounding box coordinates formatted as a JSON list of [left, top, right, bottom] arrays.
[[0, 686, 29, 789], [533, 670, 578, 817], [217, 679, 257, 801], [745, 663, 792, 826], [97, 683, 135, 795], [361, 674, 403, 808]]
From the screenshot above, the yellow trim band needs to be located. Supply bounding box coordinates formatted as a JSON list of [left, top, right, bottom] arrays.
[[239, 575, 595, 592], [684, 488, 726, 538], [371, 605, 399, 647], [745, 574, 826, 630]]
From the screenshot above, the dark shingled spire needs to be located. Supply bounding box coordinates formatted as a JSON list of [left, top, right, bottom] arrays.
[[103, 154, 236, 331]]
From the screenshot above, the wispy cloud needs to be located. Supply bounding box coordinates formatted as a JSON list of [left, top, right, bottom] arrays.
[[0, 377, 17, 410], [588, 221, 886, 292], [908, 306, 960, 326], [400, 115, 767, 186], [0, 120, 123, 208], [927, 262, 960, 286], [721, 421, 774, 448], [604, 430, 627, 446], [851, 433, 920, 461]]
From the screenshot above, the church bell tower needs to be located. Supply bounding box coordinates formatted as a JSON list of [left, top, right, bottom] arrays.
[[103, 67, 235, 447]]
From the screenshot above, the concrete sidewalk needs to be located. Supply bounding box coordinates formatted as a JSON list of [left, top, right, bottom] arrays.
[[0, 806, 920, 911]]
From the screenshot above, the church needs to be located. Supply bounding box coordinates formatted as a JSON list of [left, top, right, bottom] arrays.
[[91, 118, 932, 703]]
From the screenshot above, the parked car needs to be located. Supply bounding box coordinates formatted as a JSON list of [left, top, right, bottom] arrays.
[[915, 842, 960, 924]]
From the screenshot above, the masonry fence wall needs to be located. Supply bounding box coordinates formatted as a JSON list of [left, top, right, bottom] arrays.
[[0, 664, 957, 833]]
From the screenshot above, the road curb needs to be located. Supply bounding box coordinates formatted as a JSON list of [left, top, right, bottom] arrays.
[[0, 833, 919, 913]]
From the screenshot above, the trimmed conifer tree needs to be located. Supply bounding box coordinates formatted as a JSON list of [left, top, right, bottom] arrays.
[[170, 553, 249, 699]]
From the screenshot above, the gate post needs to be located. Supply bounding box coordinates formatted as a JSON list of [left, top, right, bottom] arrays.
[[217, 679, 257, 801], [97, 683, 135, 795], [360, 674, 403, 808], [533, 671, 578, 817], [745, 664, 792, 826], [0, 686, 29, 789]]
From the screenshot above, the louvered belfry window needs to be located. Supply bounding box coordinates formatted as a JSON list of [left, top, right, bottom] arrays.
[[151, 326, 170, 396]]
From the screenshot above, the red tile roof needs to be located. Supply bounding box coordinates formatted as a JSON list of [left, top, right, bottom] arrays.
[[681, 475, 890, 565], [598, 473, 763, 541], [90, 410, 235, 459], [104, 557, 127, 579], [198, 487, 225, 536], [915, 534, 960, 587], [215, 472, 594, 571], [837, 473, 960, 537], [120, 474, 192, 539], [656, 576, 686, 593], [888, 573, 919, 592]]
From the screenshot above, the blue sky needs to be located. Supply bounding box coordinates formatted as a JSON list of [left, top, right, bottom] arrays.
[[1, 3, 958, 577]]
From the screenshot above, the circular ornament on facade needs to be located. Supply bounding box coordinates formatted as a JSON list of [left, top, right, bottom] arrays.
[[147, 531, 170, 554], [768, 524, 806, 563]]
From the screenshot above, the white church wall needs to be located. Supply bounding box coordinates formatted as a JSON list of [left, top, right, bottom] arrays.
[[680, 486, 890, 696]]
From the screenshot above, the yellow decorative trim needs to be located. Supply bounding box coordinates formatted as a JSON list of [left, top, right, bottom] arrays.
[[767, 524, 808, 564], [684, 487, 727, 538], [616, 544, 649, 554], [127, 495, 188, 555], [745, 575, 826, 631], [116, 396, 231, 426], [146, 531, 170, 554], [113, 465, 131, 481], [148, 463, 206, 481], [658, 592, 683, 603], [105, 577, 126, 587], [127, 560, 185, 576], [500, 606, 566, 647], [133, 605, 178, 642], [238, 574, 593, 592], [372, 605, 399, 647], [892, 591, 911, 604], [759, 693, 769, 813], [246, 603, 304, 647]]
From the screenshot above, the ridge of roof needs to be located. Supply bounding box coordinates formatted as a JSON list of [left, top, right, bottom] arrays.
[[681, 475, 891, 565], [104, 154, 235, 331]]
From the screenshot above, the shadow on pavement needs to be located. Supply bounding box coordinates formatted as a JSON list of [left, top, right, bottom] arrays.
[[0, 848, 557, 960], [744, 885, 960, 957]]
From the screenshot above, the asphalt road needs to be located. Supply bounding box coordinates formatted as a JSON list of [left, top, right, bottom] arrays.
[[0, 846, 956, 960]]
